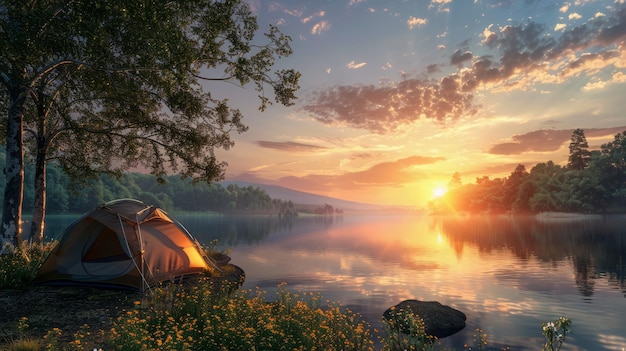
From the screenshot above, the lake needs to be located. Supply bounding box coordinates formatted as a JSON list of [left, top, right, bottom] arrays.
[[46, 213, 626, 350]]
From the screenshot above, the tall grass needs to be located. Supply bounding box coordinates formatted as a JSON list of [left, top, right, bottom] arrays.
[[0, 242, 54, 289]]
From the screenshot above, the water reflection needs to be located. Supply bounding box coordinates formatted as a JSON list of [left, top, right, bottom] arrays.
[[44, 213, 626, 350], [438, 215, 626, 299], [194, 213, 626, 350]]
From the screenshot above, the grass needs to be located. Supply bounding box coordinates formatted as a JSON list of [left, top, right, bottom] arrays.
[[0, 242, 54, 290], [0, 242, 571, 351]]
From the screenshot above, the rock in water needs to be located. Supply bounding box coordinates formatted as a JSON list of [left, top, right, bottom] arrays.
[[382, 300, 466, 338]]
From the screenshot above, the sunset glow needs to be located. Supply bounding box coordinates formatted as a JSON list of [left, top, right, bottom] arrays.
[[432, 186, 448, 199], [211, 1, 626, 208]]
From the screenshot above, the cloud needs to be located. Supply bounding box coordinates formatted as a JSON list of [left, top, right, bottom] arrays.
[[311, 20, 330, 35], [470, 162, 536, 179], [302, 76, 477, 133], [561, 50, 621, 78], [247, 161, 297, 172], [487, 127, 626, 155], [302, 4, 626, 133], [568, 12, 582, 20], [429, 0, 452, 12], [450, 49, 473, 66], [347, 60, 367, 69], [276, 155, 446, 191], [302, 10, 325, 24], [256, 140, 329, 152], [481, 24, 496, 42], [554, 23, 567, 31], [407, 16, 428, 29], [282, 8, 303, 17]]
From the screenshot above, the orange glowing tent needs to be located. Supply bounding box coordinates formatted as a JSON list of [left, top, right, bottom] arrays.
[[35, 199, 215, 292]]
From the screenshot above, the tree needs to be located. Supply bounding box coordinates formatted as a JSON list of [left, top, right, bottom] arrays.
[[599, 131, 626, 203], [527, 161, 567, 212], [503, 164, 528, 211], [1, 0, 300, 246], [568, 128, 591, 171]]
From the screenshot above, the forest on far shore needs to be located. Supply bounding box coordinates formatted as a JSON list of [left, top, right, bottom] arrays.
[[429, 129, 626, 214], [0, 155, 321, 217]]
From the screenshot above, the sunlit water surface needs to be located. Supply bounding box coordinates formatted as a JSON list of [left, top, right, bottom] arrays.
[[48, 213, 626, 350]]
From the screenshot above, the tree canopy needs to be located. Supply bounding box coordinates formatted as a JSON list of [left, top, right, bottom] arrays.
[[430, 129, 626, 215], [0, 0, 300, 246], [568, 128, 591, 171]]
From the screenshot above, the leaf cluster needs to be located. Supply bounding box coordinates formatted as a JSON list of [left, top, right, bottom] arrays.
[[1, 0, 300, 186]]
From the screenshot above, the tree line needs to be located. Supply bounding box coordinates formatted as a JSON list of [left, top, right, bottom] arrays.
[[430, 129, 626, 214], [0, 156, 298, 216]]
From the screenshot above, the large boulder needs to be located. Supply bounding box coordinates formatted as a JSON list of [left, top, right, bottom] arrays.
[[382, 300, 466, 338]]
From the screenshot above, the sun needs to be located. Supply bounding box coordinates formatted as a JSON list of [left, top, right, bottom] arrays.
[[431, 186, 448, 199]]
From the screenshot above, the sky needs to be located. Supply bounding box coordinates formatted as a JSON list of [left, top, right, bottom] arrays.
[[210, 0, 626, 208]]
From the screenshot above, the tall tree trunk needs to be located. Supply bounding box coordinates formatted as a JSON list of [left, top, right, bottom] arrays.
[[1, 88, 26, 252], [29, 108, 48, 244]]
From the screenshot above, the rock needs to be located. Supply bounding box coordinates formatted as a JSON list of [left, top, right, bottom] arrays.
[[382, 300, 466, 338]]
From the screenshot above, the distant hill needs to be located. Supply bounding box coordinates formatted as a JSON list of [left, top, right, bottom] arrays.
[[219, 181, 385, 211]]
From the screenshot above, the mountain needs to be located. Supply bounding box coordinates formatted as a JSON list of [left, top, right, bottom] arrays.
[[219, 181, 385, 211]]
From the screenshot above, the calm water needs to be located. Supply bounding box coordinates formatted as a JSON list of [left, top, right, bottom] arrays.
[[46, 213, 626, 350]]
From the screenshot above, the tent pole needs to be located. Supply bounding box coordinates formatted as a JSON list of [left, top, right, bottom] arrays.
[[118, 213, 151, 292]]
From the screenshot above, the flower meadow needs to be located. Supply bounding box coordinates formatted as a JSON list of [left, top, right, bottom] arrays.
[[106, 281, 374, 351], [1, 243, 571, 351]]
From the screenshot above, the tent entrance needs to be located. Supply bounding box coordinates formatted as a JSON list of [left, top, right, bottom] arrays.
[[82, 227, 133, 275]]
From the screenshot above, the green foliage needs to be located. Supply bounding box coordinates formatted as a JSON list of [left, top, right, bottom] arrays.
[[541, 317, 571, 351], [105, 282, 373, 351], [380, 307, 439, 351], [1, 0, 301, 245], [430, 129, 626, 214], [0, 242, 54, 289], [568, 129, 591, 171]]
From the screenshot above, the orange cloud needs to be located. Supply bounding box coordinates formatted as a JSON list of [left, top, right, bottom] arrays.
[[276, 155, 446, 191], [487, 127, 626, 155]]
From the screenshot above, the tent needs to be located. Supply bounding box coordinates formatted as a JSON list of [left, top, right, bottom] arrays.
[[35, 199, 215, 292]]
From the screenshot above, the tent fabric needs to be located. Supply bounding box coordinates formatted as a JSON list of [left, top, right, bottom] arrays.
[[35, 199, 213, 292]]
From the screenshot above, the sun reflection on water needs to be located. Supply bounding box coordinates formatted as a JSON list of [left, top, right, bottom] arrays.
[[222, 214, 626, 351]]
